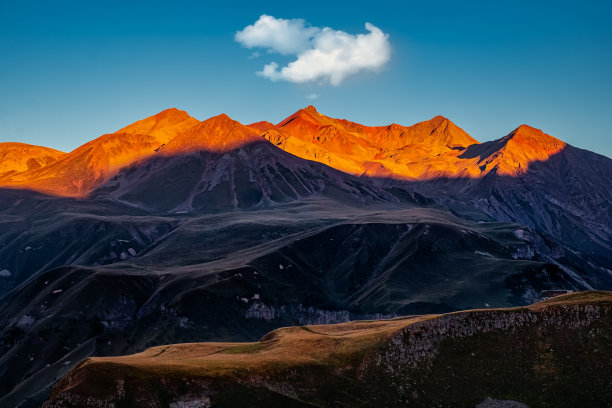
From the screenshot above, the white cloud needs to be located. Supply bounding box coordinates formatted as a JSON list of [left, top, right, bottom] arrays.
[[305, 93, 320, 100], [235, 15, 319, 55], [235, 16, 391, 86]]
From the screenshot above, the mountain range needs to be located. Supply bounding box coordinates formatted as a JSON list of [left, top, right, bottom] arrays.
[[0, 106, 584, 193], [0, 106, 610, 407]]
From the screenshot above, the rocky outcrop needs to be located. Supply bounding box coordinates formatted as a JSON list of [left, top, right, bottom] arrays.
[[43, 293, 612, 408]]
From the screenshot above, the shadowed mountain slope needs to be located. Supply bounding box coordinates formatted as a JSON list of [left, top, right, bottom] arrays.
[[0, 199, 606, 407], [386, 143, 612, 277], [92, 114, 397, 213], [264, 107, 579, 181], [459, 124, 566, 175], [44, 291, 612, 408], [0, 107, 611, 407], [0, 106, 606, 200], [0, 109, 199, 196]]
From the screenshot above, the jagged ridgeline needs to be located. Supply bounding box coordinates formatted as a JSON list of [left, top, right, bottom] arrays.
[[0, 107, 610, 407]]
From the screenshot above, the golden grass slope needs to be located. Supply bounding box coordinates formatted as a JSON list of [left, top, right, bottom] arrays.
[[78, 291, 610, 374]]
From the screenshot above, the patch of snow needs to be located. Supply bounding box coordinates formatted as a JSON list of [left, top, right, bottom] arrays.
[[25, 246, 32, 251], [0, 269, 11, 277], [127, 248, 137, 257], [240, 297, 249, 303], [279, 264, 284, 270], [52, 289, 63, 294], [252, 293, 260, 300], [475, 250, 492, 257]]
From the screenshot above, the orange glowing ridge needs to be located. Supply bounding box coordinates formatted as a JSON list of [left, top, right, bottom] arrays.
[[0, 106, 568, 197], [262, 106, 565, 180]]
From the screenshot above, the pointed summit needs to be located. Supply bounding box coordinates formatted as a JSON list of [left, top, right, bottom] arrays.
[[270, 107, 483, 179], [508, 124, 563, 145], [117, 108, 200, 144], [277, 105, 333, 128], [460, 124, 567, 176], [505, 124, 565, 155], [398, 115, 479, 149], [0, 109, 203, 196], [163, 114, 263, 154], [248, 121, 276, 133], [429, 114, 450, 124]]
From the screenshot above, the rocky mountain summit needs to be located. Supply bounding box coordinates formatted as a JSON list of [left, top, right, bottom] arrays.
[[0, 107, 610, 407]]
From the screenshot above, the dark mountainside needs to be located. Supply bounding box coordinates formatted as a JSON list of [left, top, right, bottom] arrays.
[[44, 292, 612, 408], [0, 108, 610, 407]]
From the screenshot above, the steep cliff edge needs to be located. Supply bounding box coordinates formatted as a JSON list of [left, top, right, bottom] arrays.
[[44, 291, 611, 408]]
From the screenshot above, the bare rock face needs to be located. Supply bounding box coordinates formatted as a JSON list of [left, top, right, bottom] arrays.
[[43, 292, 611, 408], [1, 107, 611, 407]]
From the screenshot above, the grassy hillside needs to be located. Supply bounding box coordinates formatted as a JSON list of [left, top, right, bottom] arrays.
[[44, 291, 611, 408]]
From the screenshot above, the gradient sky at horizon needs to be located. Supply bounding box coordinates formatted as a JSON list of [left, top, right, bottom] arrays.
[[1, 0, 611, 157]]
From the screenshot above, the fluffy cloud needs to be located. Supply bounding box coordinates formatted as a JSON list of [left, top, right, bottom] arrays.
[[235, 16, 391, 86], [235, 15, 319, 55]]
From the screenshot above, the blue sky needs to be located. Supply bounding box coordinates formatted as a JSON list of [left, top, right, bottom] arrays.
[[1, 0, 611, 157]]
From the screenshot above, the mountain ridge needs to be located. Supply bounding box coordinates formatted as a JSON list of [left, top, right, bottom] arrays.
[[0, 107, 611, 407], [0, 142, 65, 176], [0, 107, 598, 196]]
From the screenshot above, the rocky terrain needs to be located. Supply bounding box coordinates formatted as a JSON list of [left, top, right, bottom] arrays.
[[0, 107, 610, 406], [43, 291, 612, 407]]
